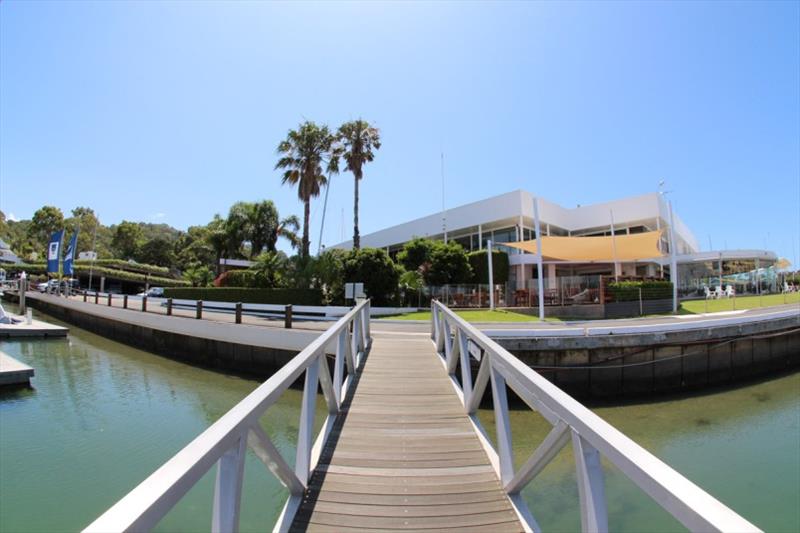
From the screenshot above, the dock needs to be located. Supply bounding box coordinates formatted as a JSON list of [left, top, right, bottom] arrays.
[[0, 351, 34, 386], [291, 337, 522, 532], [0, 313, 68, 338]]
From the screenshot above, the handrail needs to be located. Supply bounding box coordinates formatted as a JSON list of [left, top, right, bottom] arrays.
[[431, 300, 761, 533], [84, 298, 372, 533]]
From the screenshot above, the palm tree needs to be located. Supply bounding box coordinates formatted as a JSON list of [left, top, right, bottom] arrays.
[[275, 121, 338, 259], [268, 215, 300, 252], [337, 119, 381, 250]]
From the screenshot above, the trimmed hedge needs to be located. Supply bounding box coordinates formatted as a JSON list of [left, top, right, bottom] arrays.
[[608, 280, 673, 302], [74, 259, 171, 277], [163, 287, 323, 305], [467, 250, 509, 284], [2, 263, 189, 287]]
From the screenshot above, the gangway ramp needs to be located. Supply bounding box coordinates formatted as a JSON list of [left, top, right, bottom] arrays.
[[290, 337, 521, 532]]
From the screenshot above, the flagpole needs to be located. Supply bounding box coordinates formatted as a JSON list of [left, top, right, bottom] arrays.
[[610, 209, 619, 281]]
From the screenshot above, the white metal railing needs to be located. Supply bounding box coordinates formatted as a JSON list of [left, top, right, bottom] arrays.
[[84, 299, 372, 533], [430, 300, 761, 533]]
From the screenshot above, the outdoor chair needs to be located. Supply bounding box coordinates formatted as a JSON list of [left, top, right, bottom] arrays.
[[713, 286, 724, 299], [704, 286, 714, 299], [567, 288, 590, 304], [724, 285, 735, 298]]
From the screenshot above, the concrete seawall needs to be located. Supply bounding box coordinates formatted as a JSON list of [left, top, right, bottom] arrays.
[[494, 313, 800, 398], [5, 292, 320, 378]]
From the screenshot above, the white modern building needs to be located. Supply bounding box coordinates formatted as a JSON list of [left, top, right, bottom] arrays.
[[332, 190, 778, 297]]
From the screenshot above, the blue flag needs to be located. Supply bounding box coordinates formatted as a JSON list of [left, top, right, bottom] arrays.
[[63, 230, 79, 276], [47, 230, 64, 274]]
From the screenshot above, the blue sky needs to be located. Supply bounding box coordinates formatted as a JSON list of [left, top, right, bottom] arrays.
[[1, 1, 798, 263]]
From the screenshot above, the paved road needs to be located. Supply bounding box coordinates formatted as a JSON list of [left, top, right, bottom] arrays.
[[50, 292, 800, 339]]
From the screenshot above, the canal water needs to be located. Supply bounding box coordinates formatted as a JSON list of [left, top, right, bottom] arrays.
[[1, 304, 797, 532]]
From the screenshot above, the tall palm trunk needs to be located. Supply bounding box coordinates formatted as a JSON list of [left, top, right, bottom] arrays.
[[353, 175, 360, 250], [302, 198, 311, 259]]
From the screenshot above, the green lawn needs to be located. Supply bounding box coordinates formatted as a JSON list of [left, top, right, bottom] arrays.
[[679, 292, 800, 314], [381, 292, 799, 323], [382, 309, 551, 322]]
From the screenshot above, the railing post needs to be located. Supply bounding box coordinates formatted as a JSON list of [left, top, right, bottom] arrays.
[[458, 330, 473, 407], [364, 301, 371, 341], [107, 293, 112, 306], [489, 361, 515, 486], [142, 295, 147, 312], [572, 429, 609, 533], [94, 292, 99, 305], [235, 302, 242, 324], [166, 298, 173, 316], [196, 300, 203, 319], [211, 435, 247, 533], [123, 294, 128, 309], [334, 329, 347, 406], [284, 304, 292, 329], [295, 361, 319, 485], [83, 291, 87, 303]]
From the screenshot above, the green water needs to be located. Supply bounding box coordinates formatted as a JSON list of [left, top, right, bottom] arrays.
[[1, 304, 798, 532]]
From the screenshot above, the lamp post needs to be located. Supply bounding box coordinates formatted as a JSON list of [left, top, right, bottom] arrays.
[[533, 197, 545, 321]]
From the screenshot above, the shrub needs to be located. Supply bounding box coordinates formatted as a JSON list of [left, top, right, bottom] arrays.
[[3, 263, 189, 287], [343, 248, 400, 306], [162, 287, 322, 305], [608, 280, 673, 301], [467, 249, 509, 284], [397, 237, 435, 272]]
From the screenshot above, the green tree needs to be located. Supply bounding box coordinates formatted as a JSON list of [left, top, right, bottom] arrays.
[[250, 251, 288, 288], [247, 200, 279, 258], [137, 237, 175, 267], [269, 215, 300, 252], [29, 206, 64, 253], [467, 249, 509, 284], [275, 121, 338, 260], [65, 207, 100, 256], [111, 221, 144, 259], [174, 225, 215, 272], [337, 120, 381, 250], [343, 248, 400, 306], [183, 265, 214, 287], [224, 202, 251, 258], [313, 248, 348, 304], [206, 215, 228, 275], [397, 237, 436, 272], [426, 241, 472, 285]]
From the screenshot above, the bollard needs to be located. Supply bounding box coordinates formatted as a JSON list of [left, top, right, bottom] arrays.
[[284, 304, 293, 329], [196, 300, 203, 319], [83, 291, 87, 302], [94, 292, 99, 305], [142, 295, 147, 312], [107, 293, 112, 306], [167, 298, 173, 316], [638, 288, 643, 316], [123, 294, 128, 309], [235, 302, 242, 324]]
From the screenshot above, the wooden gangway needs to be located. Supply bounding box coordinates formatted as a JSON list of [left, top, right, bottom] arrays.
[[86, 299, 761, 533], [290, 337, 522, 532]]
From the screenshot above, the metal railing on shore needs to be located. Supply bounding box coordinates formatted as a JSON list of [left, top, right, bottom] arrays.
[[84, 299, 371, 533], [430, 299, 761, 533]]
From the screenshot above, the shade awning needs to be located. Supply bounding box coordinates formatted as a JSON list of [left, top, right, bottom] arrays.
[[502, 230, 664, 262]]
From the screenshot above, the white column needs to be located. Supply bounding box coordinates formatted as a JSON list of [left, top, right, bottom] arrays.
[[533, 198, 545, 320], [478, 224, 483, 250], [547, 263, 556, 290]]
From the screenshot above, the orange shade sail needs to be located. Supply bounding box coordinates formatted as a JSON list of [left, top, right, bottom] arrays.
[[502, 230, 664, 262]]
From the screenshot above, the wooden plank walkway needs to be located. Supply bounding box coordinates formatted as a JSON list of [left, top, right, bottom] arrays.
[[290, 337, 523, 532]]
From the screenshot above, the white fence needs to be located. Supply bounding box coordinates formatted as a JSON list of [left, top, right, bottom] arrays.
[[84, 299, 372, 533], [431, 300, 761, 533]]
